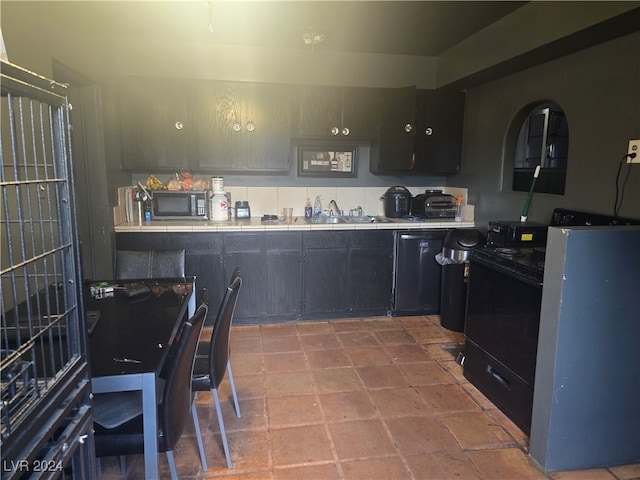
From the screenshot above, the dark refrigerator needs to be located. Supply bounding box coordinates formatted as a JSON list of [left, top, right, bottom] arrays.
[[392, 229, 449, 315]]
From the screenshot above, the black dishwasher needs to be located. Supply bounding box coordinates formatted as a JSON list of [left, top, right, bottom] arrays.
[[392, 229, 450, 315]]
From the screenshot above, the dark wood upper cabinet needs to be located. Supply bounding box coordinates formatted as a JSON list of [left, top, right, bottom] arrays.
[[194, 81, 244, 171], [119, 78, 291, 172], [196, 81, 292, 172], [414, 89, 465, 174], [244, 83, 293, 171], [295, 85, 342, 137], [119, 77, 197, 170], [294, 86, 379, 140], [370, 86, 417, 173], [118, 77, 464, 176], [341, 87, 380, 140]]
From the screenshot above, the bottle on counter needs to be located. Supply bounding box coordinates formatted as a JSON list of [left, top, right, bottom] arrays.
[[455, 195, 463, 221], [314, 195, 322, 217], [305, 198, 313, 219], [210, 190, 228, 221], [144, 200, 152, 222], [212, 177, 224, 193], [226, 191, 232, 219]]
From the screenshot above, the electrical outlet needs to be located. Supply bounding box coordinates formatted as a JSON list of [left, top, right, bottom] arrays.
[[628, 139, 640, 164]]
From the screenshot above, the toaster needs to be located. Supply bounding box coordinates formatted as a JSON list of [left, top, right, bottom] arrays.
[[411, 190, 457, 219]]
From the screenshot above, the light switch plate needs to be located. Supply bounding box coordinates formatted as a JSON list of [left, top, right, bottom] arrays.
[[628, 139, 640, 163]]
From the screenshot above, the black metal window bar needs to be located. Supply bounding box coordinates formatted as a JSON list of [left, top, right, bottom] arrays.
[[1, 61, 93, 479]]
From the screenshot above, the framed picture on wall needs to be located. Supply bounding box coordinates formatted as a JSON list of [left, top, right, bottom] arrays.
[[298, 145, 357, 177]]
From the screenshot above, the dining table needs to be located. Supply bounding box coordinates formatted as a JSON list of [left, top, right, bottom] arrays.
[[85, 277, 196, 479]]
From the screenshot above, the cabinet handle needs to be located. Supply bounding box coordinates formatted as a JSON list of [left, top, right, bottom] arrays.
[[330, 126, 340, 136], [425, 127, 433, 136], [175, 121, 184, 130], [232, 123, 241, 132], [404, 123, 413, 133], [341, 127, 350, 136], [246, 122, 255, 132]]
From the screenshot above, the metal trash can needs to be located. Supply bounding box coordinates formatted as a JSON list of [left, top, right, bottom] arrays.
[[437, 228, 482, 332]]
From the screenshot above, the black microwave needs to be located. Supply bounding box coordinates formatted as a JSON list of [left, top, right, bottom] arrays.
[[151, 191, 208, 220]]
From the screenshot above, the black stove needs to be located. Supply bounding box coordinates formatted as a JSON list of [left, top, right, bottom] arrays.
[[470, 245, 545, 286], [463, 209, 640, 435]]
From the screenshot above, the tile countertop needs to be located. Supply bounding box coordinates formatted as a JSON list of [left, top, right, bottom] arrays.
[[114, 217, 476, 232]]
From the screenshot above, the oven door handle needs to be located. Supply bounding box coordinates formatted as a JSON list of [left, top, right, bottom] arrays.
[[470, 256, 543, 288], [487, 365, 511, 390]]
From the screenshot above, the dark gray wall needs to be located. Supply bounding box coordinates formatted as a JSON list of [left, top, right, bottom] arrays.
[[451, 31, 640, 229]]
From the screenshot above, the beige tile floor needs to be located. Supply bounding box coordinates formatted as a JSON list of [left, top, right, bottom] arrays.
[[98, 315, 640, 479]]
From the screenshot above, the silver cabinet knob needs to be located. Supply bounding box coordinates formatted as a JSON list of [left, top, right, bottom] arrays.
[[175, 121, 184, 130], [425, 127, 433, 136], [342, 127, 350, 136], [246, 122, 255, 132], [331, 126, 340, 136], [232, 123, 241, 132], [404, 123, 413, 133]]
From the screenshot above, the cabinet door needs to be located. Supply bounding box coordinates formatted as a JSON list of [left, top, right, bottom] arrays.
[[414, 90, 465, 174], [196, 81, 291, 172], [244, 83, 292, 171], [348, 231, 393, 312], [295, 86, 342, 137], [303, 249, 349, 314], [266, 233, 302, 316], [195, 81, 245, 170], [294, 86, 379, 140], [224, 233, 266, 319], [371, 86, 417, 173], [119, 77, 196, 170], [303, 232, 349, 314], [341, 87, 380, 140]]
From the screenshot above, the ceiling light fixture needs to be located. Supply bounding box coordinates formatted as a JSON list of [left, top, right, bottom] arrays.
[[302, 32, 324, 46], [205, 0, 214, 32]]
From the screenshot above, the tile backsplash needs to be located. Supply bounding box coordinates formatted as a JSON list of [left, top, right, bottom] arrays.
[[210, 185, 468, 218], [235, 186, 467, 217], [115, 185, 472, 223]]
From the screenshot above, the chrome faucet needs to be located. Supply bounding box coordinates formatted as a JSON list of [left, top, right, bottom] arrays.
[[349, 206, 363, 217], [327, 200, 341, 216]]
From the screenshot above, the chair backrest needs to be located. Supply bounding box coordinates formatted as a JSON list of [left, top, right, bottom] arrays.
[[208, 268, 242, 388], [159, 302, 207, 450], [115, 249, 185, 280]]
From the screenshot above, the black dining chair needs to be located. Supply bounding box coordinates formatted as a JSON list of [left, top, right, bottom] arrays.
[[192, 268, 243, 468], [92, 302, 207, 479], [114, 249, 186, 280]]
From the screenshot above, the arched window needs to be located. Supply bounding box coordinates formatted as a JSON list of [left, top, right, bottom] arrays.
[[511, 101, 568, 195]]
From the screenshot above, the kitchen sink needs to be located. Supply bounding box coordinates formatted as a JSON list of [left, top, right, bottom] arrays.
[[344, 216, 375, 223], [310, 216, 393, 224], [310, 216, 348, 224]]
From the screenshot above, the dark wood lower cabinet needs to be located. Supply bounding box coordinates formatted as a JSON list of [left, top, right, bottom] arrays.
[[348, 231, 394, 313], [115, 229, 393, 324], [266, 233, 303, 317], [303, 248, 349, 315], [302, 230, 394, 316], [224, 233, 267, 320]]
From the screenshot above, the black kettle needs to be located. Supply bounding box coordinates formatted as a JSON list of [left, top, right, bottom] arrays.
[[381, 186, 412, 218]]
